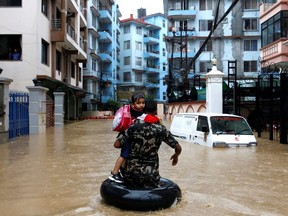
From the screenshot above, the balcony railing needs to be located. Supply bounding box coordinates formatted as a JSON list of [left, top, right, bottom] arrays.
[[51, 19, 61, 30], [67, 24, 77, 42]]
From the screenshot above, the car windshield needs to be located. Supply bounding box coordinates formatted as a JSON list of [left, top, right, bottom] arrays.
[[210, 116, 253, 135]]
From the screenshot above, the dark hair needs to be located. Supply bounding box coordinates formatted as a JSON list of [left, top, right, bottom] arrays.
[[131, 92, 145, 104], [143, 99, 157, 114]]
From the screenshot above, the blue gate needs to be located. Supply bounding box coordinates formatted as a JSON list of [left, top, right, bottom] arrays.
[[9, 92, 29, 139]]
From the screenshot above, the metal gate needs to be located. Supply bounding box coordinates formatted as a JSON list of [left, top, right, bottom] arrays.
[[9, 92, 29, 139]]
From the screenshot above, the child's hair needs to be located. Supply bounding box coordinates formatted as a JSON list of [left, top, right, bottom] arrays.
[[143, 99, 157, 114], [131, 92, 145, 104]]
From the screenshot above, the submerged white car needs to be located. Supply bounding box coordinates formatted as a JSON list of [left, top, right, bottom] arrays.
[[170, 113, 257, 148]]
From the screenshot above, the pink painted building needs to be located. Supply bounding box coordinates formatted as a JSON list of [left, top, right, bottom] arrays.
[[260, 0, 288, 71]]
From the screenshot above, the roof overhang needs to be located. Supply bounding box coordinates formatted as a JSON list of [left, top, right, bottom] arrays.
[[34, 75, 87, 97]]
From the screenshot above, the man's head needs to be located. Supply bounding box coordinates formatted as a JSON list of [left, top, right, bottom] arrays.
[[144, 99, 157, 115]]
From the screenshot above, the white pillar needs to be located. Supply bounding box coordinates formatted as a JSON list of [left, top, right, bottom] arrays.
[[27, 86, 48, 134], [205, 65, 224, 113], [0, 78, 13, 143]]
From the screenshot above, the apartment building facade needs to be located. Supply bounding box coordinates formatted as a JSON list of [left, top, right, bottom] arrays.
[[83, 0, 120, 111], [163, 0, 261, 102], [0, 0, 88, 120], [118, 13, 168, 102]]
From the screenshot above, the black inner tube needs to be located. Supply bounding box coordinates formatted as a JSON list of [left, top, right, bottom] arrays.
[[100, 177, 182, 211]]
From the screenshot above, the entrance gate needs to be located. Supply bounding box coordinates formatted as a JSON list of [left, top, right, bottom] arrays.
[[9, 92, 29, 139]]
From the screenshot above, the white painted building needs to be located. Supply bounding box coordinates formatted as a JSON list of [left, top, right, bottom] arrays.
[[0, 0, 88, 120], [163, 0, 261, 104]]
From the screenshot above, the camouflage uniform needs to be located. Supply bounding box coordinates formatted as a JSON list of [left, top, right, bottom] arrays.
[[120, 119, 178, 188]]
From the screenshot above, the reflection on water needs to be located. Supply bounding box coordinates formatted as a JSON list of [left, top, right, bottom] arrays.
[[0, 120, 288, 216]]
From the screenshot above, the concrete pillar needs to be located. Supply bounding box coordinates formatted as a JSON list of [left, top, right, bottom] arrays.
[[0, 78, 13, 143], [53, 92, 65, 126], [205, 65, 224, 113], [27, 86, 48, 134]]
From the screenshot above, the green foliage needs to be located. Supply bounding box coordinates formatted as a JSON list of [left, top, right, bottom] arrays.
[[103, 99, 121, 112], [145, 94, 155, 100]]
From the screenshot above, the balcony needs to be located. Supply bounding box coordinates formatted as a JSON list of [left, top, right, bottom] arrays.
[[168, 29, 196, 37], [260, 38, 288, 65], [99, 53, 112, 62], [143, 34, 159, 44], [51, 20, 87, 61], [144, 80, 160, 88], [167, 7, 197, 20], [90, 49, 100, 59], [88, 26, 100, 38], [173, 50, 195, 59], [99, 6, 112, 23], [99, 30, 112, 43], [83, 70, 101, 79], [144, 65, 160, 73], [144, 50, 160, 59], [90, 0, 100, 16]]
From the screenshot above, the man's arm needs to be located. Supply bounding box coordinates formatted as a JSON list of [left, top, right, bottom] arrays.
[[170, 143, 182, 166]]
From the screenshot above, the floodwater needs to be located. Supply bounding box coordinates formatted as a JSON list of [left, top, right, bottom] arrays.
[[0, 120, 288, 216]]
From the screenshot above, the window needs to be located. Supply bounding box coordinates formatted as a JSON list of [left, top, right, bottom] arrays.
[[200, 40, 212, 51], [124, 56, 130, 65], [71, 62, 75, 78], [123, 72, 131, 82], [135, 41, 142, 51], [124, 40, 130, 49], [136, 26, 142, 35], [199, 20, 213, 31], [135, 73, 142, 82], [124, 26, 130, 34], [41, 39, 49, 65], [78, 67, 81, 82], [162, 19, 165, 28], [261, 11, 288, 47], [200, 0, 212, 10], [56, 50, 61, 72], [196, 116, 208, 131], [163, 48, 166, 57], [163, 63, 166, 71], [244, 40, 258, 51], [0, 0, 21, 6], [42, 0, 48, 16], [135, 57, 142, 66], [92, 60, 96, 71], [243, 18, 258, 31], [0, 34, 22, 61], [244, 0, 258, 10], [244, 61, 257, 72], [199, 61, 212, 73]]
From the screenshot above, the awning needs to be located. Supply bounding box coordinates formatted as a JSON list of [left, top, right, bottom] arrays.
[[34, 75, 87, 97]]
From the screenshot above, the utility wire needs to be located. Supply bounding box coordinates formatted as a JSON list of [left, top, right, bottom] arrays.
[[188, 0, 240, 69]]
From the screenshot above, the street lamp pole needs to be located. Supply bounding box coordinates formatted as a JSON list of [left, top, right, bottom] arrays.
[[167, 27, 176, 103]]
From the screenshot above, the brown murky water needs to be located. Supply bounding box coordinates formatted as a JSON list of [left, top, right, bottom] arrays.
[[0, 120, 288, 216]]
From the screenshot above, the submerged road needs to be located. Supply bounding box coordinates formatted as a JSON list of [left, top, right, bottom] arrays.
[[0, 119, 287, 216]]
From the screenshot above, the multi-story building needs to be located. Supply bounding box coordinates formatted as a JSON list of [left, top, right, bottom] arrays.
[[260, 0, 288, 72], [118, 13, 168, 102], [83, 0, 121, 111], [0, 0, 88, 120], [163, 0, 261, 102]]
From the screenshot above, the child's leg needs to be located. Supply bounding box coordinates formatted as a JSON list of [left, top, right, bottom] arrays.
[[111, 156, 125, 174]]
